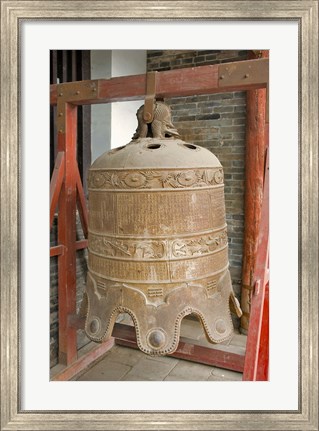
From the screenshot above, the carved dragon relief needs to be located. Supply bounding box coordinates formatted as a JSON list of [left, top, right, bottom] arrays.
[[89, 236, 166, 259], [171, 230, 228, 258], [88, 168, 224, 190], [88, 229, 228, 260]]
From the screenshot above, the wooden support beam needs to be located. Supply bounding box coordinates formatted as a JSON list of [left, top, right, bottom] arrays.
[[57, 101, 78, 366], [76, 239, 88, 251], [255, 283, 269, 381], [242, 150, 269, 381], [240, 50, 269, 333], [75, 166, 88, 238], [64, 318, 245, 374], [50, 59, 268, 106], [51, 339, 115, 381], [113, 324, 245, 373], [50, 245, 64, 257], [49, 151, 64, 229]]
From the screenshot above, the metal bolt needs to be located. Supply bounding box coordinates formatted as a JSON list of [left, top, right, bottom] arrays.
[[220, 75, 225, 80], [92, 87, 97, 92], [244, 74, 250, 78], [59, 92, 63, 97], [75, 91, 80, 95], [59, 112, 63, 117], [59, 129, 63, 133]]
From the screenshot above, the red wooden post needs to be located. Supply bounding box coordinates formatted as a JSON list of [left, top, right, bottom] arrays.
[[240, 50, 269, 333], [56, 99, 78, 365], [243, 151, 269, 381], [255, 282, 269, 380], [50, 151, 65, 229]]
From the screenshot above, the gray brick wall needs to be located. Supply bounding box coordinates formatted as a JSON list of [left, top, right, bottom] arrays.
[[148, 50, 248, 320]]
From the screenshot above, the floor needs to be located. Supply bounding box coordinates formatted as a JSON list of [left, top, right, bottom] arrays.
[[74, 317, 246, 382]]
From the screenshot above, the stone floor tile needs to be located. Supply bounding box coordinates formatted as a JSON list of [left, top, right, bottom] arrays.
[[77, 359, 131, 381], [122, 357, 177, 381], [180, 318, 204, 340], [207, 374, 236, 381], [166, 360, 213, 381], [107, 345, 146, 367], [121, 374, 154, 381], [148, 355, 179, 366], [164, 375, 196, 381], [230, 333, 247, 347], [211, 367, 242, 381]]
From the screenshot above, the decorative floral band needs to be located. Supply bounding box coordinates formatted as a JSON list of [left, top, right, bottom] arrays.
[[88, 167, 224, 190]]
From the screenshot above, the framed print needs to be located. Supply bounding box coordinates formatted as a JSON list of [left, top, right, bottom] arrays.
[[1, 1, 318, 430]]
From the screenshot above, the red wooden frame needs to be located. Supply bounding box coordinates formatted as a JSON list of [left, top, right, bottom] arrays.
[[50, 57, 269, 380]]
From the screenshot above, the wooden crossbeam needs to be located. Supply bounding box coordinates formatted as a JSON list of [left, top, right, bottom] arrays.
[[50, 58, 268, 106], [114, 323, 245, 373]]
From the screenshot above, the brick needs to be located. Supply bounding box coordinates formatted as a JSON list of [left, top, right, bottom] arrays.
[[220, 125, 246, 133], [216, 50, 240, 59], [174, 115, 196, 122], [214, 106, 234, 113], [223, 97, 246, 104], [204, 56, 219, 63], [194, 56, 206, 63], [233, 91, 247, 98], [147, 51, 162, 57], [195, 114, 221, 120], [171, 103, 197, 111], [234, 105, 246, 113], [232, 160, 244, 167], [198, 50, 221, 56], [222, 112, 246, 119], [181, 58, 194, 64], [232, 174, 245, 181], [233, 118, 246, 125]]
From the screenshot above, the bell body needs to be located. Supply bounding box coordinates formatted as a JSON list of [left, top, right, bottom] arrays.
[[85, 135, 240, 355]]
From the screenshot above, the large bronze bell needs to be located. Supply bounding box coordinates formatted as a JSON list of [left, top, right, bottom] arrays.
[[85, 101, 242, 355]]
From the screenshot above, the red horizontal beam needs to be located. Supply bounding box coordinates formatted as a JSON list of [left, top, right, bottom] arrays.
[[51, 338, 115, 381], [50, 245, 64, 257], [50, 240, 87, 258], [65, 319, 245, 373], [75, 239, 88, 250], [50, 59, 268, 106], [113, 323, 245, 373]]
